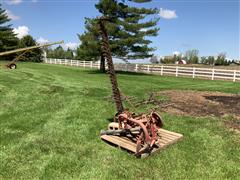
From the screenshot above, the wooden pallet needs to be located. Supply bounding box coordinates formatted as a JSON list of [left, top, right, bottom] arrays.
[[101, 128, 183, 158]]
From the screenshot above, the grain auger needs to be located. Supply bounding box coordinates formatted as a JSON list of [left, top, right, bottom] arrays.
[[0, 41, 64, 69], [98, 17, 183, 158]]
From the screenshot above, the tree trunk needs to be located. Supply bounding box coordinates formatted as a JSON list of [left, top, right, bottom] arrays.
[[100, 53, 106, 72]]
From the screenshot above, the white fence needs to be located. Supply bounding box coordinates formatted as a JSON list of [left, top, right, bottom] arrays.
[[44, 58, 101, 69], [44, 58, 240, 82]]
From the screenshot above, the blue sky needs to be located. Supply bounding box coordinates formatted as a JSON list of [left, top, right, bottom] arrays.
[[1, 0, 239, 59]]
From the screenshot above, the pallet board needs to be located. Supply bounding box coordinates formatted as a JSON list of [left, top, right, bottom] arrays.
[[101, 128, 183, 158]]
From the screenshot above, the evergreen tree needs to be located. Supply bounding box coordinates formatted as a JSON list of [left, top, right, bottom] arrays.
[[65, 48, 74, 59], [0, 3, 19, 59], [18, 35, 43, 62], [77, 0, 159, 71], [77, 19, 100, 61]]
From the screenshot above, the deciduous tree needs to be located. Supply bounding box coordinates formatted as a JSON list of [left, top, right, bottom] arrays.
[[215, 52, 228, 66], [18, 35, 43, 62], [185, 49, 199, 64]]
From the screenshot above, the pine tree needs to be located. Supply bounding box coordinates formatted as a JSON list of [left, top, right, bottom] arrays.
[[77, 18, 100, 61], [77, 0, 159, 71], [0, 3, 18, 58], [65, 48, 74, 59]]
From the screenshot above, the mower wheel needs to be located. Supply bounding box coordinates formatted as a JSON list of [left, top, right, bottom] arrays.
[[9, 63, 17, 69]]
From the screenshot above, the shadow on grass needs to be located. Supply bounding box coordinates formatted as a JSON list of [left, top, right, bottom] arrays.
[[106, 117, 114, 122], [85, 69, 154, 76]]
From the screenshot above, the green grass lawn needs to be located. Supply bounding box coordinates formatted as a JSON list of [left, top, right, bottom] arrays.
[[0, 62, 240, 179]]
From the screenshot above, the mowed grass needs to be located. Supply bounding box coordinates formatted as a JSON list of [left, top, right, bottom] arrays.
[[0, 62, 240, 179]]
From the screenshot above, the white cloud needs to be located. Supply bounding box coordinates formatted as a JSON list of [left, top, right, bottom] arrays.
[[6, 0, 22, 5], [159, 8, 178, 19], [37, 37, 49, 44], [140, 28, 148, 32], [173, 51, 181, 56], [13, 26, 29, 39], [63, 42, 79, 50], [6, 10, 20, 20]]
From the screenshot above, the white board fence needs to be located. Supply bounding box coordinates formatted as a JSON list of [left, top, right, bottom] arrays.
[[44, 58, 240, 82]]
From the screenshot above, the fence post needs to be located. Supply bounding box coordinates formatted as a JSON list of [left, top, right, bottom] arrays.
[[135, 64, 138, 72], [212, 68, 215, 80], [176, 66, 179, 77], [147, 65, 150, 73], [91, 61, 93, 68], [83, 61, 86, 68], [161, 65, 163, 75], [98, 61, 101, 69], [77, 60, 79, 67], [233, 70, 236, 82], [192, 67, 196, 78]]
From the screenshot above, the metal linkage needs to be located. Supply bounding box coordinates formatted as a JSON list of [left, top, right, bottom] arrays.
[[118, 111, 163, 156]]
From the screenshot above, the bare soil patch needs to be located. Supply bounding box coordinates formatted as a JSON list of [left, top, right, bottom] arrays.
[[108, 90, 240, 130], [157, 90, 240, 119], [224, 120, 240, 131]]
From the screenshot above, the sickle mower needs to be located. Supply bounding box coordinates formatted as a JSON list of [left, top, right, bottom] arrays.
[[98, 17, 183, 158]]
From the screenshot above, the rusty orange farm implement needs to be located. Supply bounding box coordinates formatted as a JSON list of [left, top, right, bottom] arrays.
[[0, 41, 63, 69], [98, 17, 183, 158]]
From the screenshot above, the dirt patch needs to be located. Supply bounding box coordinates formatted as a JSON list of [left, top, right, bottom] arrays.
[[224, 120, 240, 131], [155, 90, 240, 120]]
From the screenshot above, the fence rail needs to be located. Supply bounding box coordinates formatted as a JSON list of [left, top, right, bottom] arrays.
[[44, 58, 240, 82]]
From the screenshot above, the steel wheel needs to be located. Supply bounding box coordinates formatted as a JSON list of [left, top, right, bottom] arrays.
[[9, 63, 17, 69]]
